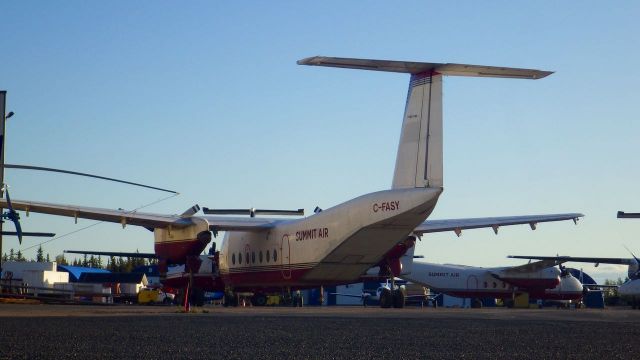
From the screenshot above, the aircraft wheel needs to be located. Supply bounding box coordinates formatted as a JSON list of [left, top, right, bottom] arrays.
[[252, 293, 268, 307], [392, 289, 405, 308], [471, 298, 483, 308], [379, 288, 393, 308]]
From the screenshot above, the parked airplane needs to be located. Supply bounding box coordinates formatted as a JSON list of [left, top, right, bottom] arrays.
[[400, 258, 584, 306], [509, 254, 640, 297], [2, 56, 582, 307]]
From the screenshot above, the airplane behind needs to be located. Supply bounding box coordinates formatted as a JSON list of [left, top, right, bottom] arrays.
[[509, 254, 640, 297], [2, 56, 583, 307], [400, 259, 584, 306]]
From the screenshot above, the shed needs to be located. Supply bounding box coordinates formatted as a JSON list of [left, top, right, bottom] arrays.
[[78, 272, 148, 295]]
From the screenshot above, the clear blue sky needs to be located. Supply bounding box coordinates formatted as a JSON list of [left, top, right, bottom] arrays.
[[1, 1, 638, 282]]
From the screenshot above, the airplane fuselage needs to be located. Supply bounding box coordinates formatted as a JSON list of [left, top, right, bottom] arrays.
[[402, 262, 583, 301], [217, 187, 441, 291]]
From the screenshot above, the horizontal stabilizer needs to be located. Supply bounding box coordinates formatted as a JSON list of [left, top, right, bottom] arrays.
[[298, 56, 552, 79]]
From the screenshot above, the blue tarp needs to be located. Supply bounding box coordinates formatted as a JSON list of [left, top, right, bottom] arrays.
[[57, 265, 110, 282]]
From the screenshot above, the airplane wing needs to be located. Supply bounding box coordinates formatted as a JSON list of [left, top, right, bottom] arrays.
[[65, 250, 157, 259], [0, 199, 279, 232], [496, 259, 562, 275], [414, 213, 583, 236], [508, 255, 635, 265]]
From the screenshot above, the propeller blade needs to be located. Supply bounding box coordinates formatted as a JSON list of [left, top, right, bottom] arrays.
[[623, 245, 640, 263], [13, 217, 23, 245], [3, 187, 23, 244]]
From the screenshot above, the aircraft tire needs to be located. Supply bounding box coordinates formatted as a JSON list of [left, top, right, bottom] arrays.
[[392, 289, 405, 308], [471, 298, 483, 308], [379, 288, 393, 308]]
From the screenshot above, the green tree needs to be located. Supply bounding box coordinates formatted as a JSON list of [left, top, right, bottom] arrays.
[[55, 254, 68, 265], [15, 250, 26, 261], [36, 245, 45, 262], [46, 253, 50, 262]]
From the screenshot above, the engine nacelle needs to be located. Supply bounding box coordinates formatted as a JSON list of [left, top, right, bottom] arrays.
[[154, 217, 211, 265]]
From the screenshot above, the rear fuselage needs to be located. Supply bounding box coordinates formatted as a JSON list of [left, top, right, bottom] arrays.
[[218, 187, 441, 291]]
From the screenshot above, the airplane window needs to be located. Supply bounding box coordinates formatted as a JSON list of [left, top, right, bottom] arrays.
[[492, 282, 497, 288], [273, 249, 278, 262], [232, 253, 236, 265], [266, 250, 270, 263], [252, 252, 256, 264], [502, 282, 506, 288], [259, 251, 263, 263], [239, 253, 242, 264], [483, 281, 487, 288], [246, 252, 250, 265]]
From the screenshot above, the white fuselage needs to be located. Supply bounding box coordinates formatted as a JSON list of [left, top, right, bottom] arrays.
[[403, 261, 583, 300], [619, 279, 640, 296], [217, 187, 441, 290]]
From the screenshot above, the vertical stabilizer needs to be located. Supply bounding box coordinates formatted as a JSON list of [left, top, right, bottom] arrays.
[[297, 56, 552, 190], [392, 72, 442, 189]]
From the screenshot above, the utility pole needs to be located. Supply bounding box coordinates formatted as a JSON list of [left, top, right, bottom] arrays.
[[0, 90, 6, 274]]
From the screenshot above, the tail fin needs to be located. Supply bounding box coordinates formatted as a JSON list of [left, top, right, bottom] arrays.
[[298, 57, 552, 189]]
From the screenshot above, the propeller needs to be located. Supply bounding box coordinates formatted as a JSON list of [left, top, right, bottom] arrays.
[[1, 184, 23, 244], [0, 184, 56, 243], [558, 262, 569, 277], [623, 245, 640, 279]]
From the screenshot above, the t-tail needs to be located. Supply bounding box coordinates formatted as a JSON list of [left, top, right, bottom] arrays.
[[297, 57, 552, 189]]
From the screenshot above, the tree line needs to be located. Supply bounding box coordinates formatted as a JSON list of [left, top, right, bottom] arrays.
[[2, 245, 156, 273]]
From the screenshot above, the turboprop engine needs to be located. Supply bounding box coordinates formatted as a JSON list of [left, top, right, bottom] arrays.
[[154, 217, 212, 276]]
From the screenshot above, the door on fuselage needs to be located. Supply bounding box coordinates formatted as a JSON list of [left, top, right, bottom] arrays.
[[466, 275, 478, 291], [281, 234, 291, 280]]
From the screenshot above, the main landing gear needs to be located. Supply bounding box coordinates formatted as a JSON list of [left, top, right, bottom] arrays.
[[379, 287, 405, 308]]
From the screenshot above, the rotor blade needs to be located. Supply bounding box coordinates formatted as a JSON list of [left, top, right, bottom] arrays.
[[5, 164, 178, 194], [2, 231, 55, 237]]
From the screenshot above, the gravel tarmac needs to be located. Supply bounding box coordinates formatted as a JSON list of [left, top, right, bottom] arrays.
[[1, 305, 639, 359]]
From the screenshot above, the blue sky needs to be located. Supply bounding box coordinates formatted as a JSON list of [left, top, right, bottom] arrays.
[[1, 1, 638, 282]]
